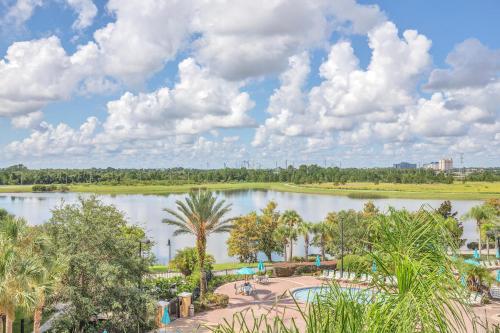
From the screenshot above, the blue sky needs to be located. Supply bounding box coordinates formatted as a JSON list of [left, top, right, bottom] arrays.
[[0, 0, 499, 168]]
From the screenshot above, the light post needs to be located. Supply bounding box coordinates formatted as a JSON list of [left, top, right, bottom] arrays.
[[167, 239, 172, 263], [340, 215, 344, 278]]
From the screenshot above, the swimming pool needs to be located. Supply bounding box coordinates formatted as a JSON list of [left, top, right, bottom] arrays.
[[292, 286, 374, 303]]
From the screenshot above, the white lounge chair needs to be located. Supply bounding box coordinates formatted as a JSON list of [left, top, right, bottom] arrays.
[[335, 271, 343, 280], [489, 286, 500, 299], [319, 270, 330, 280], [359, 274, 367, 283], [348, 272, 356, 281], [327, 271, 335, 280], [469, 292, 483, 306]]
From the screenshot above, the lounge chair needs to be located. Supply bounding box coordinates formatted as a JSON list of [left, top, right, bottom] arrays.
[[335, 271, 343, 280], [319, 270, 330, 280], [359, 274, 367, 283], [489, 286, 500, 299], [348, 272, 356, 281], [327, 271, 335, 280]]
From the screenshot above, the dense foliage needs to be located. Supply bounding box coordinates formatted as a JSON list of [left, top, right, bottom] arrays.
[[1, 164, 482, 185], [169, 247, 215, 276], [45, 197, 155, 332]]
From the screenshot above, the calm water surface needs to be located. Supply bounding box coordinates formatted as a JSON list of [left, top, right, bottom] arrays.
[[0, 190, 483, 263]]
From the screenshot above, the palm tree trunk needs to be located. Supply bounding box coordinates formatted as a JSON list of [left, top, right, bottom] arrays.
[[304, 234, 309, 260], [477, 223, 482, 257], [197, 236, 207, 300], [283, 244, 287, 262], [321, 236, 326, 261], [5, 310, 14, 333], [33, 296, 45, 333], [486, 238, 490, 260], [289, 238, 293, 262]]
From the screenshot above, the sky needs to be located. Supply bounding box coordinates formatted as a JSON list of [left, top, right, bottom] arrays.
[[0, 0, 499, 169]]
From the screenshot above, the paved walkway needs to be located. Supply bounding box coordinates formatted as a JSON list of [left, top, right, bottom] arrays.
[[159, 276, 500, 333]]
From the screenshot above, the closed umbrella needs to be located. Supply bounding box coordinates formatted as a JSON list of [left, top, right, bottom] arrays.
[[473, 249, 480, 259], [496, 248, 500, 259], [372, 261, 377, 273], [258, 260, 265, 272], [161, 306, 171, 333], [461, 274, 467, 287], [497, 270, 500, 283], [315, 255, 321, 268]]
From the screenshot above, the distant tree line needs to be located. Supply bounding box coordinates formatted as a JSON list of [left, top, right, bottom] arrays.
[[0, 164, 485, 185]]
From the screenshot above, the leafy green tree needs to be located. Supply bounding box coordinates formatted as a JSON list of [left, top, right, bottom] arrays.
[[278, 210, 302, 261], [311, 222, 333, 261], [463, 204, 496, 256], [227, 213, 260, 263], [0, 214, 44, 333], [325, 210, 368, 257], [46, 196, 153, 332], [163, 190, 234, 299], [436, 200, 465, 248], [256, 201, 282, 262], [170, 247, 214, 276]]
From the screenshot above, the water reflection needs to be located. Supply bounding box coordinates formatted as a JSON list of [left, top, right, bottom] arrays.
[[0, 191, 483, 264]]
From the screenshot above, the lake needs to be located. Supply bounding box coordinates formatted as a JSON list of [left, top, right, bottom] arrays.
[[0, 190, 483, 264]]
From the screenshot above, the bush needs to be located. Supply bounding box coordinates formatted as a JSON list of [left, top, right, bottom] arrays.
[[169, 247, 215, 276], [466, 242, 478, 250], [144, 276, 195, 300], [342, 254, 371, 274], [274, 266, 295, 277], [292, 256, 305, 262], [294, 265, 315, 275]]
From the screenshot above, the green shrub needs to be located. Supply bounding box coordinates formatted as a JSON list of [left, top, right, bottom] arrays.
[[169, 247, 215, 276], [144, 276, 194, 300], [274, 266, 295, 277], [342, 254, 371, 274]]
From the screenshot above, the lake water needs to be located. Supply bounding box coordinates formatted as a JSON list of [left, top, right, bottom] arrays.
[[0, 190, 483, 264]]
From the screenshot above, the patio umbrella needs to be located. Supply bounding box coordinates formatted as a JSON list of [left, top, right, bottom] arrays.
[[497, 270, 500, 283], [372, 261, 377, 273], [464, 259, 481, 266], [237, 267, 256, 275], [258, 260, 265, 272], [315, 255, 321, 268], [473, 249, 480, 259], [461, 274, 467, 287], [496, 248, 500, 259], [161, 306, 170, 333]]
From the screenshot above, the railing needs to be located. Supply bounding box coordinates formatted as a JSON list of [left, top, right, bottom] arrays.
[[148, 268, 262, 279]]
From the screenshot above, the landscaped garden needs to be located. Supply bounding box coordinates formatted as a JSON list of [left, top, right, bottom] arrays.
[[0, 192, 499, 332]]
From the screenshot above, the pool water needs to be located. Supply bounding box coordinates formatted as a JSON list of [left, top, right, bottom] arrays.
[[292, 286, 374, 303]]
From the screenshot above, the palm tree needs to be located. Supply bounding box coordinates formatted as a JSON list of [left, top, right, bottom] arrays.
[[311, 222, 331, 261], [163, 190, 234, 299], [297, 221, 313, 260], [0, 215, 43, 333], [463, 204, 495, 257], [278, 210, 302, 261], [273, 225, 289, 261]]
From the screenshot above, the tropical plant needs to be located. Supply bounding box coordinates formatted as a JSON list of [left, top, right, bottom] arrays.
[[437, 200, 465, 248], [163, 190, 234, 299], [0, 214, 44, 333], [463, 204, 496, 256], [170, 247, 215, 276], [311, 221, 333, 261], [278, 210, 302, 261], [212, 208, 477, 333], [297, 221, 313, 260]]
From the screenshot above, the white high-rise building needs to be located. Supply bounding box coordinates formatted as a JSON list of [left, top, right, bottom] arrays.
[[438, 158, 453, 171]]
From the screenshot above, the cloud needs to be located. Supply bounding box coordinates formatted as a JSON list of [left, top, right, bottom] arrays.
[[98, 58, 255, 143], [0, 36, 97, 118], [2, 0, 43, 27], [425, 39, 500, 91], [66, 0, 97, 30], [90, 0, 193, 85], [5, 117, 99, 157], [254, 21, 432, 150], [11, 111, 43, 129]]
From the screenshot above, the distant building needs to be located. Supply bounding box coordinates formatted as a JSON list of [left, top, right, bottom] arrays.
[[438, 158, 453, 171], [393, 162, 417, 169], [423, 162, 439, 171]]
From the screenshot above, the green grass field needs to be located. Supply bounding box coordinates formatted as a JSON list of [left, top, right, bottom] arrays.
[[0, 181, 498, 199]]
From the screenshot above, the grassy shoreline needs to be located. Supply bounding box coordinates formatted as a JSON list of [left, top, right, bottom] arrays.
[[0, 181, 498, 200]]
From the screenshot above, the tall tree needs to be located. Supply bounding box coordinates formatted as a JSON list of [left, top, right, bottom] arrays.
[[227, 213, 259, 263], [256, 201, 282, 262], [278, 210, 302, 261], [463, 204, 496, 256], [163, 191, 234, 299], [47, 197, 153, 332], [436, 200, 464, 248], [0, 214, 43, 333], [297, 221, 313, 260], [312, 222, 333, 261]]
